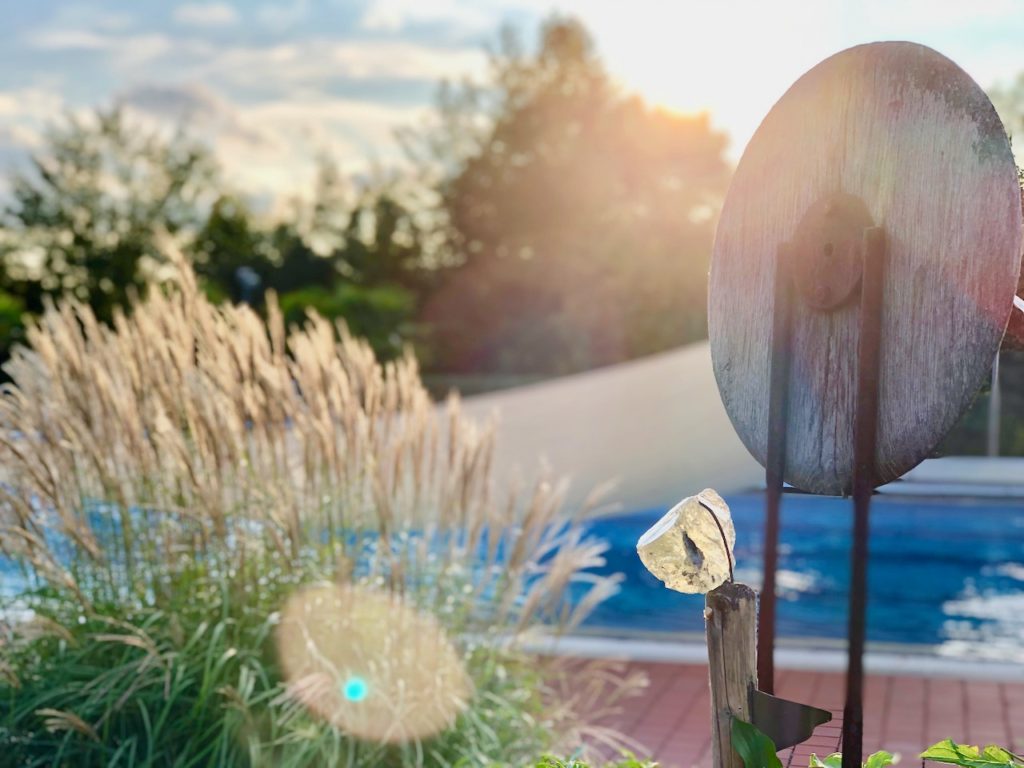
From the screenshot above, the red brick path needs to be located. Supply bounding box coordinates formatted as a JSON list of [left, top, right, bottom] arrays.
[[597, 662, 1024, 768]]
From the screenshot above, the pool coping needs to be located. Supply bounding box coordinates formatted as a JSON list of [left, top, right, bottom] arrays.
[[526, 633, 1024, 682]]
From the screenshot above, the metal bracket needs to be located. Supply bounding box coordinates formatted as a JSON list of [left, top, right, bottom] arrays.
[[750, 687, 833, 751]]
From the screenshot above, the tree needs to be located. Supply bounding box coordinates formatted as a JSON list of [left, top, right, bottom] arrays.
[[274, 178, 431, 362], [1, 108, 217, 323], [193, 195, 273, 303], [409, 18, 732, 375], [0, 119, 431, 366], [990, 73, 1024, 149]]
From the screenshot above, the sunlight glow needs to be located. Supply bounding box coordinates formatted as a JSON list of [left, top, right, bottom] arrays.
[[578, 0, 839, 158]]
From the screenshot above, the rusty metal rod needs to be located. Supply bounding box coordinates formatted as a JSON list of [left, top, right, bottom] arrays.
[[759, 242, 793, 695], [842, 226, 886, 768]]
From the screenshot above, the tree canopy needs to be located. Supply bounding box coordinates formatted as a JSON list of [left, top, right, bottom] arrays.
[[414, 18, 731, 374], [0, 17, 732, 380], [0, 112, 430, 365], [1, 108, 216, 323]]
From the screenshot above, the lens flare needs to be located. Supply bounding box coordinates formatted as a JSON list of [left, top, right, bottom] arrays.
[[342, 676, 368, 702], [276, 583, 472, 743]]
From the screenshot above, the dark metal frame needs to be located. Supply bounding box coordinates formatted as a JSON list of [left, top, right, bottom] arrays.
[[756, 214, 886, 768]]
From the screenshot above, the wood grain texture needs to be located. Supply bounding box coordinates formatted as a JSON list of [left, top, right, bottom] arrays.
[[705, 582, 757, 768], [709, 41, 1023, 495]]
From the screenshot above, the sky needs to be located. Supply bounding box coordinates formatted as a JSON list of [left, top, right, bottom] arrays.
[[1, 0, 1023, 208]]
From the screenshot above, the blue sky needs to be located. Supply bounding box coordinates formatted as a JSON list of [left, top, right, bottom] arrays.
[[1, 0, 1023, 208]]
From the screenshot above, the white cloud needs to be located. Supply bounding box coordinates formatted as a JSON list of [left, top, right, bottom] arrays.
[[111, 82, 422, 205], [360, 0, 494, 33], [201, 39, 485, 91], [333, 40, 485, 80], [28, 28, 174, 69], [47, 4, 136, 33], [851, 0, 1022, 28], [29, 29, 110, 51], [118, 83, 271, 149], [183, 95, 423, 209], [255, 0, 311, 30], [173, 2, 239, 28]]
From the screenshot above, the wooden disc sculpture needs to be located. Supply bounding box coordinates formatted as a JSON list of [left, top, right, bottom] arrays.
[[710, 41, 1022, 495], [707, 41, 1022, 768]]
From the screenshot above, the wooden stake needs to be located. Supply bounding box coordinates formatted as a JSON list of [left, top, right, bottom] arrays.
[[706, 581, 758, 768]]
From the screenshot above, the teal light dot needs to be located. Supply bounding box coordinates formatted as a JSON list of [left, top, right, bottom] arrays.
[[342, 676, 369, 702]]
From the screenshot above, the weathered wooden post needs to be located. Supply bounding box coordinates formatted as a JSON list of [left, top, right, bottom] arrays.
[[705, 582, 757, 768]]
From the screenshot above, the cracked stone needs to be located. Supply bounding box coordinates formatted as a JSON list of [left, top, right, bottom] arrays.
[[636, 488, 735, 594]]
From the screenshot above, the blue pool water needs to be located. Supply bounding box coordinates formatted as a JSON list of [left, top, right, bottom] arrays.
[[580, 493, 1024, 660], [4, 494, 1022, 660]]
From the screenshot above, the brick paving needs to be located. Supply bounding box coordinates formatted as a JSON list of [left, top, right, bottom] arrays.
[[593, 661, 1024, 768]]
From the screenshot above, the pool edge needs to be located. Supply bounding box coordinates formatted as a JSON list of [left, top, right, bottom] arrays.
[[525, 633, 1024, 682]]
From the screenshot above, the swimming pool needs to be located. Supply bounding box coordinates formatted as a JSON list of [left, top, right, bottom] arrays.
[[579, 493, 1024, 661], [4, 493, 1021, 661]]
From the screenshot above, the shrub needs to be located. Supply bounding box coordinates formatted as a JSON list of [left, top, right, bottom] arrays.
[[733, 718, 1023, 768], [0, 244, 643, 765]]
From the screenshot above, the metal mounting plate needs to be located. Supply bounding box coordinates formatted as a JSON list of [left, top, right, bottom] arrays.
[[791, 192, 873, 311]]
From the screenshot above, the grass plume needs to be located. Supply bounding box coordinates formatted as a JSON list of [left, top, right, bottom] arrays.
[[0, 244, 643, 765]]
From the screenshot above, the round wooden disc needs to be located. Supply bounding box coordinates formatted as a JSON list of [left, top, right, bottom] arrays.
[[709, 42, 1023, 495]]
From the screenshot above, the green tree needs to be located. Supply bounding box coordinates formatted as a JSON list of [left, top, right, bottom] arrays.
[[272, 162, 432, 362], [1, 107, 216, 323], [409, 18, 732, 375], [192, 195, 273, 303], [0, 116, 431, 366]]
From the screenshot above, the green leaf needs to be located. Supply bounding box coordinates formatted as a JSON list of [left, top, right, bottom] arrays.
[[923, 739, 979, 765], [808, 749, 895, 768], [731, 717, 783, 768], [981, 746, 1016, 765], [809, 753, 842, 768], [864, 751, 897, 768], [921, 740, 1020, 768]]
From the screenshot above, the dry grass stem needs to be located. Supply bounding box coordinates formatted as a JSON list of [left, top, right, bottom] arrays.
[[0, 244, 636, 761]]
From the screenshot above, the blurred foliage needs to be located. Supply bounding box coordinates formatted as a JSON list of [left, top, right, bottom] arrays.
[[278, 284, 416, 360], [0, 17, 731, 380], [0, 111, 430, 366], [938, 351, 1024, 457], [406, 18, 731, 375], [0, 108, 215, 359]]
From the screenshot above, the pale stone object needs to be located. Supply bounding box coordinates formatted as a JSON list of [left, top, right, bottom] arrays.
[[636, 488, 735, 594]]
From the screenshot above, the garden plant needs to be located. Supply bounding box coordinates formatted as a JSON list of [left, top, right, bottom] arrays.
[[0, 245, 643, 766], [732, 718, 1024, 768]]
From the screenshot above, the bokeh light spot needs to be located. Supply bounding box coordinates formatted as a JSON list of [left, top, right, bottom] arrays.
[[276, 583, 472, 743], [343, 676, 368, 702]]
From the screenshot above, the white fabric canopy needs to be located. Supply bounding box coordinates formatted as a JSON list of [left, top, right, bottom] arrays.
[[462, 341, 763, 516]]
